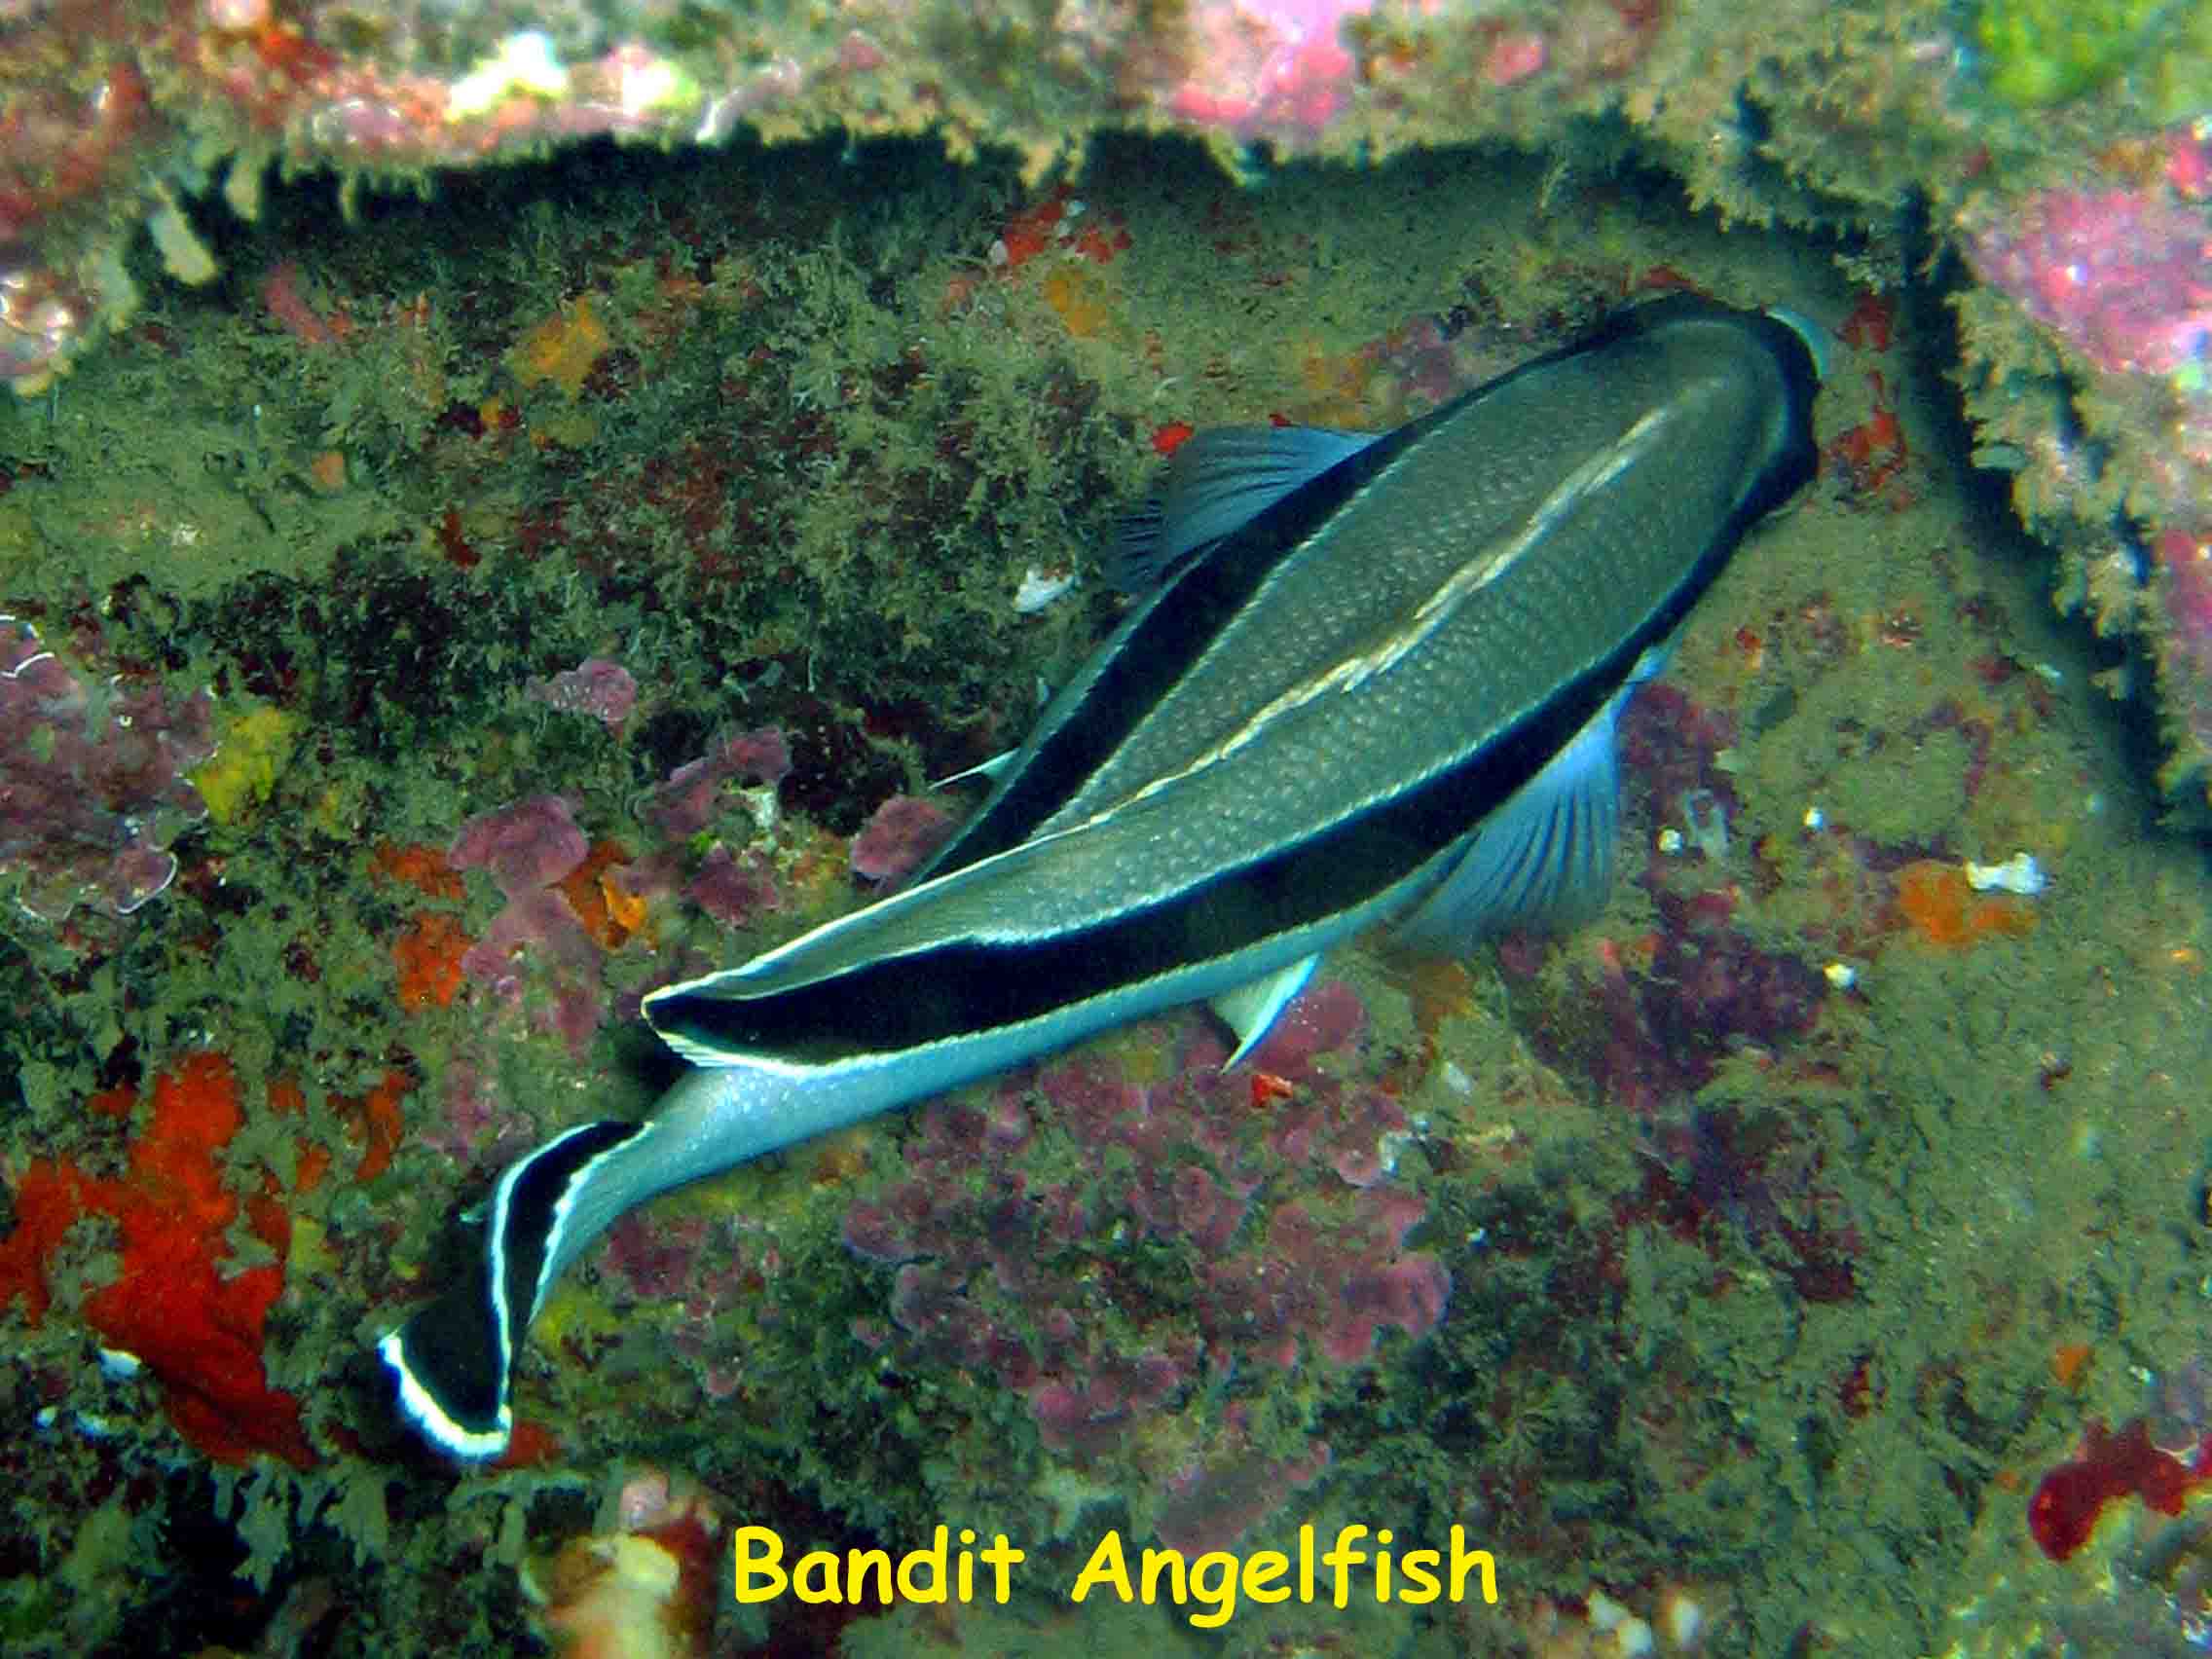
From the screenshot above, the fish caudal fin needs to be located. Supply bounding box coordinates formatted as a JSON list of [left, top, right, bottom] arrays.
[[379, 1119, 643, 1461], [379, 1274, 511, 1461]]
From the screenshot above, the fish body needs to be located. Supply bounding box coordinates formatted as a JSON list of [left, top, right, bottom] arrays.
[[380, 296, 1820, 1459]]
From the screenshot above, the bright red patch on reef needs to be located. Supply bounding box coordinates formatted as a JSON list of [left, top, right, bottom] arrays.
[[0, 1053, 315, 1467], [392, 911, 471, 1011], [2028, 1417, 2212, 1560], [1825, 370, 1911, 506]]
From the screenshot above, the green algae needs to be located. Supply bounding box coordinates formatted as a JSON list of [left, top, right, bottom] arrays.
[[1973, 0, 2163, 107]]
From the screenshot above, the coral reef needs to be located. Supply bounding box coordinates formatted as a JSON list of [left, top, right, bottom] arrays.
[[834, 977, 1445, 1544]]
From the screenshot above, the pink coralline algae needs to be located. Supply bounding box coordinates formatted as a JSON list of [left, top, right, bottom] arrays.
[[419, 1058, 536, 1166], [528, 657, 638, 732], [683, 844, 779, 929], [1161, 0, 1371, 142], [1154, 1423, 1334, 1554], [1575, 891, 1826, 1120], [849, 793, 955, 884], [840, 979, 1449, 1539], [1504, 684, 1826, 1119], [448, 793, 604, 1051], [0, 615, 215, 921], [645, 728, 791, 838], [598, 1208, 779, 1399], [1966, 188, 2212, 378]]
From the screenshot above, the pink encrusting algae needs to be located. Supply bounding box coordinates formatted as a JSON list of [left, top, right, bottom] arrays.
[[0, 615, 216, 921], [1965, 187, 2212, 377], [1963, 180, 2212, 780], [1161, 0, 1372, 143], [528, 656, 640, 732], [848, 793, 955, 883], [837, 977, 1448, 1544]]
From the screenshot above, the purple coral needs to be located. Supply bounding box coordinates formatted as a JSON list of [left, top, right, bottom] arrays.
[[0, 615, 215, 921]]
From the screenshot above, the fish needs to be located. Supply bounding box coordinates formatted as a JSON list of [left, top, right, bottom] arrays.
[[378, 295, 1821, 1459]]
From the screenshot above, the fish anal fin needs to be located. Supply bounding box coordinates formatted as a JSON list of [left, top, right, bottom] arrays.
[[1211, 954, 1321, 1069]]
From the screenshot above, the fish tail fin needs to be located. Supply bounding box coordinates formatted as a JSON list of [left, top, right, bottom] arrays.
[[379, 1274, 511, 1461], [380, 1118, 643, 1460]]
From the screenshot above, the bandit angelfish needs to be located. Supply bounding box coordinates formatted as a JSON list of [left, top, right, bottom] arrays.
[[380, 296, 1820, 1458]]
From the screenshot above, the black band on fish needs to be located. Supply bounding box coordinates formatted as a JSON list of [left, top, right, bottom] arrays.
[[654, 639, 1628, 1060], [916, 298, 1811, 889], [379, 1119, 643, 1459], [656, 299, 1816, 1067]]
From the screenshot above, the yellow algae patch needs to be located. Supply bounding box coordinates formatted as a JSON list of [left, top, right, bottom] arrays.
[[1292, 340, 1377, 424], [1041, 264, 1115, 339], [286, 1215, 338, 1277], [511, 296, 610, 396], [192, 705, 301, 825], [535, 1282, 621, 1348]]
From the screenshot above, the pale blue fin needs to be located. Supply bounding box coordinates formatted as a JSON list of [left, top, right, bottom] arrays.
[[1393, 647, 1667, 953], [931, 748, 1018, 790], [1211, 954, 1320, 1068], [1110, 425, 1378, 592]]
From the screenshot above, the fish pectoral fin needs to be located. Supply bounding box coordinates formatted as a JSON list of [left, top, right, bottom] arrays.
[[1211, 953, 1321, 1069], [1111, 424, 1378, 592], [1391, 668, 1652, 954]]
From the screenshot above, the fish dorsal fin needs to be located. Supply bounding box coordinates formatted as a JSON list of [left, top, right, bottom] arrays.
[[1210, 953, 1320, 1068], [1392, 647, 1668, 953], [1110, 424, 1378, 592]]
